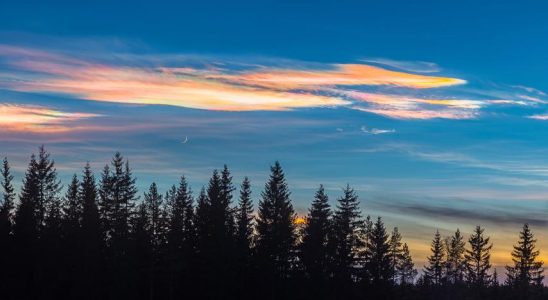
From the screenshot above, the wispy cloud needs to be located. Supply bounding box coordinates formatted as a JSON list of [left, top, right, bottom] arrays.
[[0, 103, 99, 133], [360, 125, 395, 135], [1, 42, 546, 121]]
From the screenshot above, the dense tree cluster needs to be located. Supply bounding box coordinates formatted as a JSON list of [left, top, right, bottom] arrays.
[[0, 147, 546, 300]]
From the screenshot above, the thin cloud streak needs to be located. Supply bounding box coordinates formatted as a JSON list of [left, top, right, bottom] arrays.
[[0, 103, 99, 133]]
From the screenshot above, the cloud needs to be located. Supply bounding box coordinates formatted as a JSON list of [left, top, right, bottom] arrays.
[[360, 126, 395, 135], [0, 42, 545, 121], [527, 114, 548, 120], [0, 103, 99, 133], [209, 63, 465, 89], [360, 58, 441, 73]]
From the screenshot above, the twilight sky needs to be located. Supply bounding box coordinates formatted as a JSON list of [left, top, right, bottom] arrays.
[[1, 0, 547, 271]]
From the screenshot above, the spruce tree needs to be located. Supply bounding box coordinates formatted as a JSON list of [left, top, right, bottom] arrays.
[[364, 217, 393, 286], [79, 162, 102, 300], [424, 230, 445, 285], [62, 174, 81, 240], [255, 161, 296, 278], [300, 184, 331, 281], [399, 243, 417, 285], [35, 146, 62, 230], [465, 226, 492, 287], [446, 228, 466, 284], [388, 227, 404, 283], [235, 177, 254, 261], [0, 157, 15, 238], [505, 224, 544, 288], [0, 157, 15, 295], [331, 184, 362, 283]]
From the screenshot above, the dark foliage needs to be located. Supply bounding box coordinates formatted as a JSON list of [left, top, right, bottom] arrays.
[[1, 148, 546, 300]]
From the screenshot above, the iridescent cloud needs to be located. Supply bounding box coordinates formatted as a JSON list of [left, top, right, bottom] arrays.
[[0, 103, 99, 133], [0, 44, 543, 120]]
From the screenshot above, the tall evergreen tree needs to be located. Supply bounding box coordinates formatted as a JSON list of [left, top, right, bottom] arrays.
[[505, 224, 544, 288], [364, 217, 393, 286], [255, 161, 296, 278], [424, 230, 445, 285], [0, 157, 15, 238], [465, 226, 492, 287], [398, 243, 417, 285], [331, 184, 362, 283], [388, 227, 404, 283], [35, 146, 62, 230], [300, 185, 332, 281], [0, 157, 15, 296], [446, 229, 466, 284], [79, 162, 103, 300], [235, 176, 254, 262], [62, 174, 81, 240]]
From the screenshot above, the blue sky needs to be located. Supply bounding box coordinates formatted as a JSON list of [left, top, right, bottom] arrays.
[[1, 0, 547, 268]]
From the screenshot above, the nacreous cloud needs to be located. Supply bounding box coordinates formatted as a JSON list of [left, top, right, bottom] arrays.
[[0, 44, 542, 119], [0, 103, 99, 133]]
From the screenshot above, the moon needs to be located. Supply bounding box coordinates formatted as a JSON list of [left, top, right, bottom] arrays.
[[181, 136, 189, 144]]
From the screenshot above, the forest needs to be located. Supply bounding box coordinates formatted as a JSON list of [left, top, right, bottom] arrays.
[[0, 146, 545, 300]]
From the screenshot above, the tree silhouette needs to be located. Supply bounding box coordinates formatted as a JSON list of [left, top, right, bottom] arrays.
[[446, 228, 466, 284], [398, 243, 417, 285], [300, 185, 332, 284], [331, 184, 362, 290], [0, 157, 15, 296], [255, 161, 296, 288], [388, 227, 404, 284], [424, 230, 445, 285], [465, 226, 492, 287], [235, 176, 254, 265], [506, 224, 544, 297]]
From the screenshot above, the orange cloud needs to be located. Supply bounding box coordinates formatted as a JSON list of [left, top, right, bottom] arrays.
[[0, 104, 99, 133], [209, 64, 466, 89]]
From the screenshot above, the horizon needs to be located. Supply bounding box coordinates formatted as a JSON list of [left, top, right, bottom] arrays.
[[1, 0, 548, 288]]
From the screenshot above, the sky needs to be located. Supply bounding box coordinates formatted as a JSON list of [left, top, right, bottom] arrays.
[[1, 0, 548, 273]]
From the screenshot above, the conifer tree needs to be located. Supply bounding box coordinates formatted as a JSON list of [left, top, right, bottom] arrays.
[[0, 157, 15, 239], [62, 174, 81, 239], [446, 229, 466, 284], [300, 184, 332, 281], [505, 224, 544, 288], [465, 226, 492, 287], [235, 177, 254, 260], [79, 162, 102, 299], [35, 146, 62, 230], [389, 227, 404, 283], [331, 184, 362, 282], [255, 161, 296, 278], [364, 217, 393, 286], [424, 230, 445, 285], [0, 157, 15, 295], [399, 243, 417, 285], [144, 182, 163, 250]]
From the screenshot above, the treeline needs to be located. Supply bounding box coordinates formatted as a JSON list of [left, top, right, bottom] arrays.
[[0, 146, 545, 300]]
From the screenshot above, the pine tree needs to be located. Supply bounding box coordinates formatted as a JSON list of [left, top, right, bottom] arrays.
[[0, 157, 15, 295], [130, 201, 152, 298], [399, 243, 417, 285], [465, 226, 492, 287], [446, 229, 466, 284], [13, 154, 40, 298], [35, 146, 62, 230], [62, 174, 81, 240], [364, 217, 393, 286], [424, 230, 445, 285], [144, 182, 163, 250], [300, 184, 332, 281], [331, 184, 362, 283], [388, 227, 404, 283], [505, 224, 544, 288], [0, 157, 15, 238], [235, 177, 254, 261], [79, 162, 102, 300], [255, 161, 296, 278]]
